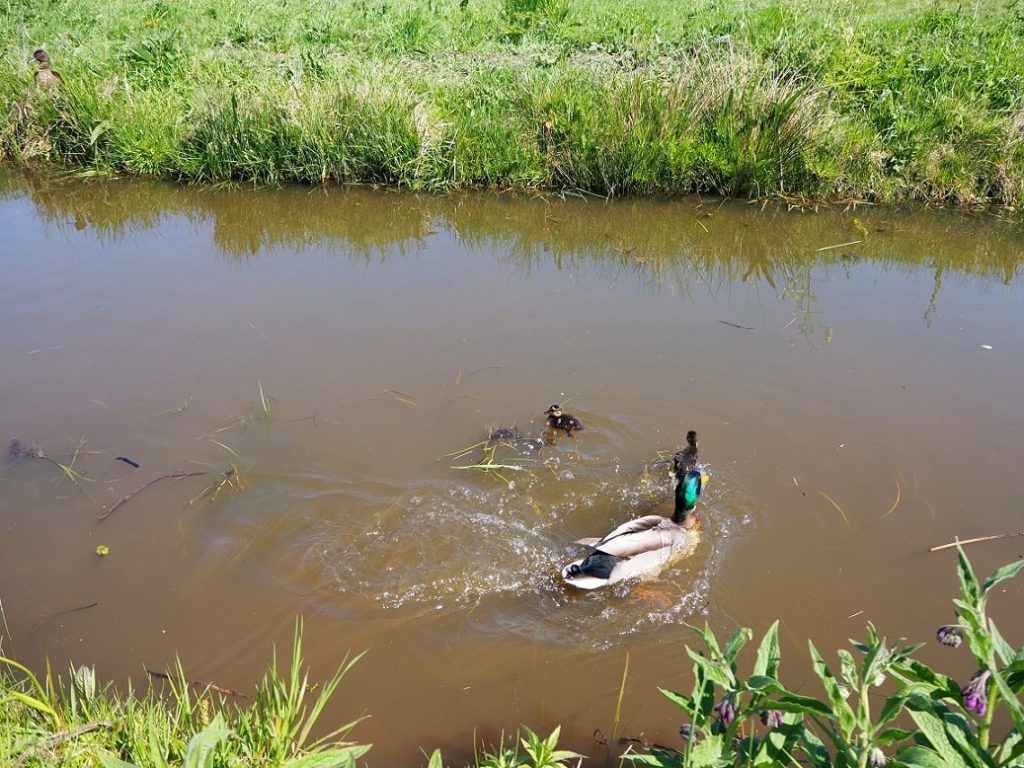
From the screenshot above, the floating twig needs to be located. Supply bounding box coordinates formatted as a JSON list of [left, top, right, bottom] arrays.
[[720, 320, 755, 331], [145, 668, 247, 698], [30, 602, 98, 634], [929, 531, 1024, 552], [115, 456, 140, 468], [99, 471, 207, 521]]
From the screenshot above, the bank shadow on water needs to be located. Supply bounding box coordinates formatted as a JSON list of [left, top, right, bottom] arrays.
[[6, 168, 1023, 296]]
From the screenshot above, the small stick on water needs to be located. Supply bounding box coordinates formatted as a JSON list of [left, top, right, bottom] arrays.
[[31, 602, 98, 634], [929, 532, 1024, 552], [720, 320, 755, 330], [818, 490, 850, 528], [145, 668, 247, 698], [99, 472, 207, 520]]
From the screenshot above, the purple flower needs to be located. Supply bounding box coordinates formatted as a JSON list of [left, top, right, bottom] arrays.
[[936, 624, 964, 648], [760, 709, 784, 729], [715, 694, 736, 727], [961, 670, 991, 716], [869, 746, 886, 768]]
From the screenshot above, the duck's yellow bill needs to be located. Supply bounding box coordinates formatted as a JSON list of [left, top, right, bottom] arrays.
[[701, 474, 710, 486]]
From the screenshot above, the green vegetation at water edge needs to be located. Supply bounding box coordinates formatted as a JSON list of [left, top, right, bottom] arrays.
[[4, 548, 1023, 766], [1, 0, 1024, 203]]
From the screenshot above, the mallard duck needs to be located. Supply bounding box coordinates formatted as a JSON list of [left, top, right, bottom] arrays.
[[672, 430, 699, 478], [545, 404, 584, 436], [29, 49, 62, 86], [561, 433, 707, 590]]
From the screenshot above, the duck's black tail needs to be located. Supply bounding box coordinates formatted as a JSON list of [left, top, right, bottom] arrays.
[[565, 550, 621, 580]]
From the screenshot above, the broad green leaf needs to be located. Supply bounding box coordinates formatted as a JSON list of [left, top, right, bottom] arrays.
[[98, 756, 141, 768], [877, 693, 910, 726], [424, 747, 443, 768], [907, 707, 969, 768], [685, 647, 733, 689], [689, 732, 724, 767], [73, 665, 96, 704], [892, 661, 961, 698], [997, 731, 1024, 767], [658, 687, 696, 716], [689, 622, 723, 659], [753, 621, 781, 679], [875, 728, 915, 746], [182, 714, 231, 768], [724, 627, 753, 665], [988, 621, 1015, 667], [991, 669, 1024, 731], [746, 675, 785, 694], [283, 748, 371, 768], [981, 560, 1024, 596], [797, 724, 833, 768], [773, 693, 833, 717], [941, 710, 996, 768], [956, 547, 982, 606], [898, 745, 957, 768], [861, 639, 889, 689], [837, 649, 858, 690], [809, 641, 856, 741], [623, 751, 683, 767]]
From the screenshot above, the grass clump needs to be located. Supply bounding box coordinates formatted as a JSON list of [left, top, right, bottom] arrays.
[[3, 0, 1024, 203], [1, 622, 369, 768]]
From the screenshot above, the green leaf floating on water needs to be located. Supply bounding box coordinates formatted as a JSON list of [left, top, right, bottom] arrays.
[[96, 545, 110, 556]]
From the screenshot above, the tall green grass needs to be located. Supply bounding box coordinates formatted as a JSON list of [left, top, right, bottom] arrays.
[[2, 0, 1023, 203], [1, 622, 369, 768]]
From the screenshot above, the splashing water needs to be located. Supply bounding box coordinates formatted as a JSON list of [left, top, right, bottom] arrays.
[[200, 451, 756, 649]]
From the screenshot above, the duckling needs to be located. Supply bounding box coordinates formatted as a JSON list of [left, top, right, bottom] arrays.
[[562, 434, 707, 590], [29, 49, 62, 87], [544, 404, 584, 436], [488, 426, 521, 444]]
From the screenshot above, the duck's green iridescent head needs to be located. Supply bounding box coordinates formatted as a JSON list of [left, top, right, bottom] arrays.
[[675, 469, 708, 519]]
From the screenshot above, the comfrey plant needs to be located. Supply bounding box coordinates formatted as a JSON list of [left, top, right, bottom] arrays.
[[627, 546, 1023, 768]]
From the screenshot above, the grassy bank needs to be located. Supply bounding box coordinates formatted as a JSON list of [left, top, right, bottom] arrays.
[[3, 548, 1022, 767], [2, 0, 1024, 202]]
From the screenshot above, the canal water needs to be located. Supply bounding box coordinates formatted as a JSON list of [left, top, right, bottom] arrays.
[[1, 169, 1022, 765]]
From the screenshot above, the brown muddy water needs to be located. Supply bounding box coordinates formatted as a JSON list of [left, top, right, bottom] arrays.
[[1, 168, 1023, 765]]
